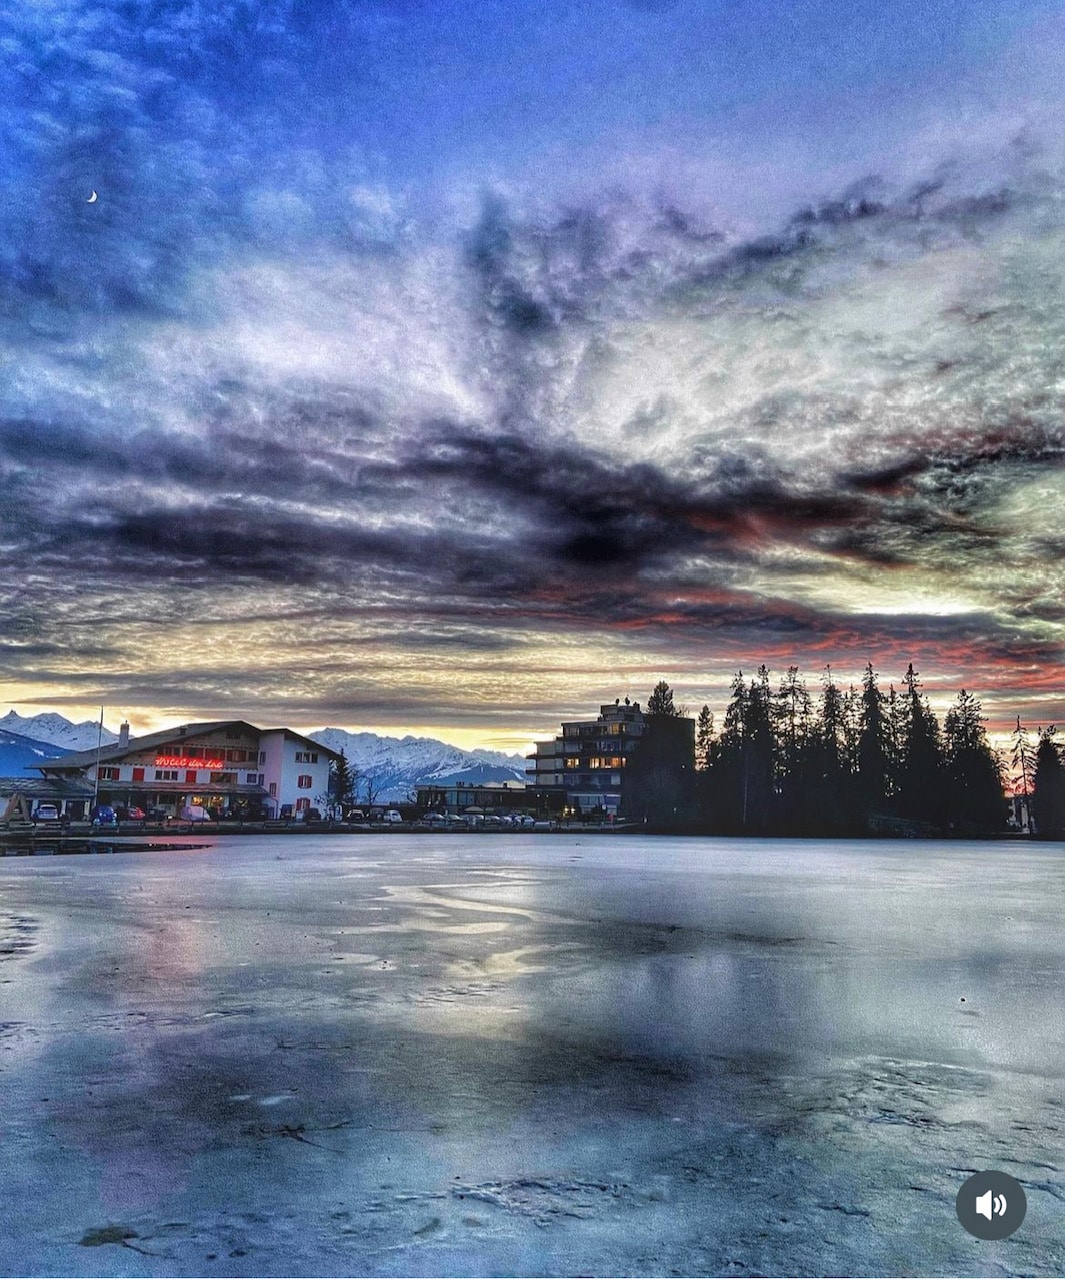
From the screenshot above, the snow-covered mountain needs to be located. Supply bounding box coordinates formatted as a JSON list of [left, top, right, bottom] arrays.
[[309, 728, 527, 801], [0, 728, 68, 776], [0, 711, 119, 754], [0, 710, 528, 802]]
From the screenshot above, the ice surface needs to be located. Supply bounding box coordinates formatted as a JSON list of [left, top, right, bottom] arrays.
[[0, 836, 1063, 1277]]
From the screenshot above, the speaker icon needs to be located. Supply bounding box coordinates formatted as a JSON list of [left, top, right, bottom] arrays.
[[975, 1190, 1007, 1221], [957, 1171, 1026, 1239]]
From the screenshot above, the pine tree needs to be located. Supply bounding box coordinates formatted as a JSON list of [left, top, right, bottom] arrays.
[[708, 672, 749, 830], [1011, 717, 1036, 804], [695, 705, 714, 770], [742, 666, 776, 829], [943, 690, 1005, 833], [647, 681, 678, 717], [857, 664, 889, 819], [331, 749, 355, 810], [774, 666, 813, 830], [818, 666, 846, 777], [808, 666, 853, 831], [885, 683, 906, 798], [625, 683, 695, 826], [897, 664, 945, 826], [775, 667, 811, 786], [1033, 727, 1065, 838]]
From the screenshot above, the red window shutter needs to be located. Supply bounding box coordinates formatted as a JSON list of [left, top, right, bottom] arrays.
[[186, 770, 198, 784], [132, 767, 145, 782]]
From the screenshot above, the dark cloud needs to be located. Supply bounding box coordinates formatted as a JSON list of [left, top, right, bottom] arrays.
[[4, 0, 1065, 734]]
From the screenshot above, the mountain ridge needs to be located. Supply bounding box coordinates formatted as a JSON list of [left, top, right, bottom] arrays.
[[1, 711, 528, 802], [308, 727, 527, 801], [0, 728, 69, 776], [0, 711, 120, 754]]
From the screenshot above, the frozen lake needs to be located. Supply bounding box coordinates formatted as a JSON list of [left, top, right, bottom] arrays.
[[1, 835, 1063, 1277]]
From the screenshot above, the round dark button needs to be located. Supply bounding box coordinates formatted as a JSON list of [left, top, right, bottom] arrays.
[[955, 1171, 1026, 1240]]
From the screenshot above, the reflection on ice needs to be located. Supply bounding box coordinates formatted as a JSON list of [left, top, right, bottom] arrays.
[[0, 835, 1062, 1276]]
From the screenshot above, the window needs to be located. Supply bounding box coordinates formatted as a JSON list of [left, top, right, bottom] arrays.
[[295, 797, 310, 811], [564, 757, 580, 768], [259, 751, 266, 764], [294, 751, 320, 764], [269, 782, 277, 797], [210, 771, 236, 784], [98, 766, 120, 781], [132, 767, 145, 783], [155, 769, 178, 782], [245, 773, 262, 785], [185, 770, 197, 784], [297, 774, 313, 789]]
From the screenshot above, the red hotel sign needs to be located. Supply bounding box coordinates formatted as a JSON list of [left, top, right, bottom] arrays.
[[154, 755, 226, 769]]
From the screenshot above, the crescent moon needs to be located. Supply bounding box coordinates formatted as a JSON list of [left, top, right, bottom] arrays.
[[87, 191, 98, 203]]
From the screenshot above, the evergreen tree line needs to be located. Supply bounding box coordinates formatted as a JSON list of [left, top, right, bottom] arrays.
[[630, 668, 1065, 837]]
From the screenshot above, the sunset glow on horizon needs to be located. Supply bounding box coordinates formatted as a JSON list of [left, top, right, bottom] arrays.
[[3, 0, 1064, 753]]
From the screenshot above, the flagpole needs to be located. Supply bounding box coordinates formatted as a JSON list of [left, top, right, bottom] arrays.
[[92, 706, 104, 810]]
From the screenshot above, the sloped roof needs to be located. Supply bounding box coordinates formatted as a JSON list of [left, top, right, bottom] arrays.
[[39, 720, 263, 770], [260, 728, 342, 759], [0, 776, 96, 799]]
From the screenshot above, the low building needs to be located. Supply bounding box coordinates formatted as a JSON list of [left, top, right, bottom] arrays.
[[526, 700, 649, 817], [37, 720, 340, 819], [0, 775, 96, 824], [416, 780, 533, 814]]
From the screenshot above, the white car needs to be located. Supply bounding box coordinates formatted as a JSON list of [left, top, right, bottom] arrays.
[[179, 805, 211, 823], [381, 810, 403, 824]]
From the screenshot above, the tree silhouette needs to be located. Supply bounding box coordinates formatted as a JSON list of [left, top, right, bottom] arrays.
[[1011, 717, 1036, 806], [1033, 727, 1065, 838], [943, 690, 1005, 833], [896, 664, 945, 825], [623, 684, 695, 826], [695, 705, 714, 770], [331, 749, 356, 811], [857, 664, 889, 819], [647, 680, 678, 717]]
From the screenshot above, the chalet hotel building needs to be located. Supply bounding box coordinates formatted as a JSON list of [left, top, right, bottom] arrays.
[[39, 720, 339, 819]]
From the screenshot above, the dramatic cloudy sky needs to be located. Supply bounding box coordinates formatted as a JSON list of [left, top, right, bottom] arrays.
[[4, 0, 1065, 750]]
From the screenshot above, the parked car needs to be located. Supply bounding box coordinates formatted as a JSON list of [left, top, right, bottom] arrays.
[[33, 803, 62, 823], [297, 807, 323, 822], [116, 805, 145, 822], [144, 807, 169, 824], [381, 809, 403, 824], [90, 804, 118, 828], [179, 804, 211, 823]]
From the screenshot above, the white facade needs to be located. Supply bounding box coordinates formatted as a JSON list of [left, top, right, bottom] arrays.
[[259, 730, 333, 815], [40, 720, 339, 819]]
